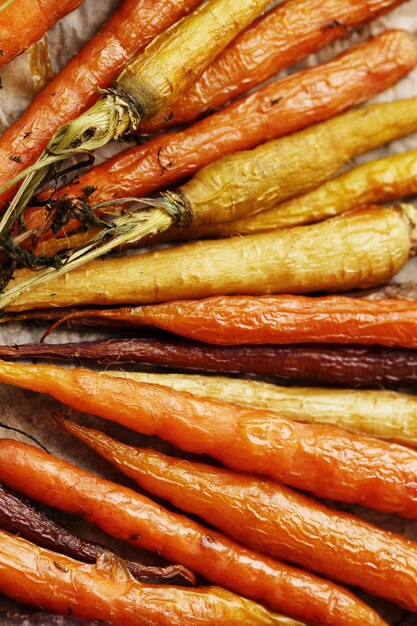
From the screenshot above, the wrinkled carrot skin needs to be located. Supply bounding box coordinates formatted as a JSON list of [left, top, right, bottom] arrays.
[[0, 0, 201, 208], [54, 295, 417, 349], [2, 361, 417, 519], [0, 0, 84, 71], [0, 335, 416, 388], [156, 33, 417, 232], [115, 371, 417, 448], [224, 148, 417, 236], [63, 420, 417, 612], [0, 441, 382, 626], [24, 36, 417, 244], [0, 529, 290, 626], [10, 205, 417, 312], [115, 0, 271, 121], [0, 482, 194, 584], [140, 0, 407, 132]]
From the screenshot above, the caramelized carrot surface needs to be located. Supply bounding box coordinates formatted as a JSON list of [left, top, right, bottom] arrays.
[[46, 294, 417, 348], [0, 0, 84, 70], [0, 482, 194, 584], [7, 206, 417, 312], [0, 334, 416, 388], [2, 361, 417, 518], [0, 440, 383, 626], [60, 419, 417, 612], [0, 530, 294, 626], [140, 0, 408, 131], [25, 35, 417, 247]]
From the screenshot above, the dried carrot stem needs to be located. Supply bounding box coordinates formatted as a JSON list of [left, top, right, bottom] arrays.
[[0, 334, 416, 389], [0, 440, 382, 626], [0, 0, 269, 234], [5, 205, 416, 311], [205, 148, 417, 237], [0, 0, 202, 208], [23, 35, 417, 260], [60, 418, 417, 612], [0, 0, 84, 71], [100, 371, 417, 448], [0, 529, 294, 626], [140, 0, 408, 132], [0, 482, 195, 584], [2, 360, 417, 518]]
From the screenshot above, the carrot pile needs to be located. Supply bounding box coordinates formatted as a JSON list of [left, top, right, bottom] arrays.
[[2, 0, 417, 624], [57, 417, 417, 611], [25, 32, 417, 257], [0, 0, 203, 208], [0, 439, 383, 626]]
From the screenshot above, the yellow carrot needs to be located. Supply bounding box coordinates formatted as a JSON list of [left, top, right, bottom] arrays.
[[4, 205, 417, 311], [201, 148, 417, 236]]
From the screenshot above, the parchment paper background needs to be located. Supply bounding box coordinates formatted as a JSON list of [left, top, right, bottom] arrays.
[[0, 0, 417, 622]]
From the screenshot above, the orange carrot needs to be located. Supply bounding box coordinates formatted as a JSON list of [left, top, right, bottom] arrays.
[[0, 439, 384, 626], [60, 418, 417, 613], [140, 0, 408, 132], [0, 0, 201, 208], [0, 0, 84, 71], [62, 294, 417, 349], [0, 530, 296, 626], [23, 32, 417, 248], [2, 360, 417, 519]]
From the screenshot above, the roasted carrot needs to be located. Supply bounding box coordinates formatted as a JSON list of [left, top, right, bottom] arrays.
[[0, 529, 296, 626], [0, 0, 269, 237], [0, 0, 202, 209], [3, 361, 417, 518], [206, 148, 417, 237], [147, 38, 417, 233], [60, 418, 417, 612], [140, 0, 409, 132], [99, 371, 417, 448], [0, 482, 195, 584], [0, 333, 416, 389], [0, 0, 84, 71], [4, 204, 416, 311], [21, 35, 417, 261], [1, 333, 417, 389], [45, 292, 417, 349], [0, 440, 383, 626]]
